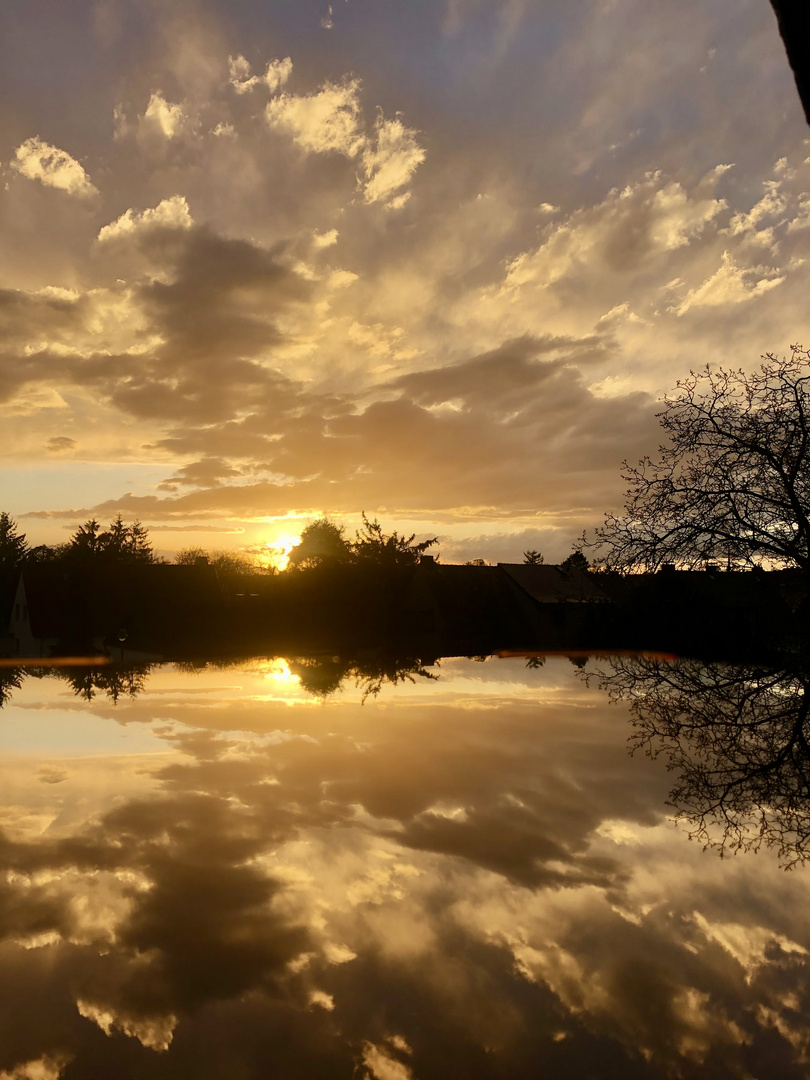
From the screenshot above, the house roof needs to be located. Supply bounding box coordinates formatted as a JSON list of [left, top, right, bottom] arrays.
[[16, 562, 224, 643], [498, 564, 611, 604]]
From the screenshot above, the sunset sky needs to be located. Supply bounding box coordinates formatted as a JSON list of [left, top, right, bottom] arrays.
[[1, 0, 809, 563]]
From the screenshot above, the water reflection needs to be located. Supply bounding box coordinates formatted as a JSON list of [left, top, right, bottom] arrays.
[[593, 656, 810, 868], [0, 656, 808, 1078]]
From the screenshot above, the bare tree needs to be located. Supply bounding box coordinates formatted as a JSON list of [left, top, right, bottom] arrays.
[[592, 346, 810, 571]]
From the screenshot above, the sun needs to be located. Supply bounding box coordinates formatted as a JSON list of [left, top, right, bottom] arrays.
[[263, 533, 299, 571]]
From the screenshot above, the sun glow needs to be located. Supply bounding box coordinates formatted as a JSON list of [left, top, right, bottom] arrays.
[[263, 534, 299, 571], [262, 659, 300, 684]]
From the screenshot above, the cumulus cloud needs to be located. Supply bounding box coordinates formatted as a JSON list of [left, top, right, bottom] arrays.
[[727, 180, 788, 247], [141, 91, 186, 139], [228, 54, 292, 94], [97, 195, 194, 243], [504, 172, 726, 292], [312, 228, 339, 248], [263, 79, 424, 207], [265, 78, 365, 157], [3, 5, 810, 547], [787, 196, 810, 232], [674, 251, 785, 314], [10, 136, 98, 197], [361, 116, 426, 206]]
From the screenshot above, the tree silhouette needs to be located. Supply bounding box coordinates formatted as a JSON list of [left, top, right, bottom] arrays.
[[66, 515, 156, 564], [288, 517, 351, 570], [593, 655, 810, 867], [0, 667, 24, 709], [523, 550, 544, 565], [288, 514, 437, 571], [352, 513, 436, 568], [592, 347, 810, 571], [290, 653, 438, 702], [175, 547, 263, 576], [0, 512, 29, 571], [59, 664, 150, 704], [561, 550, 589, 573]]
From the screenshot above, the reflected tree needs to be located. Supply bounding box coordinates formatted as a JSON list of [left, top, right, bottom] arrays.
[[0, 666, 24, 709], [59, 664, 151, 704], [353, 655, 439, 703], [593, 655, 810, 867], [290, 653, 438, 701]]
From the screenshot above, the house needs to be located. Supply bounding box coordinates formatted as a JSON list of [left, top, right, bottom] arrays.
[[498, 563, 613, 648], [8, 562, 225, 659]]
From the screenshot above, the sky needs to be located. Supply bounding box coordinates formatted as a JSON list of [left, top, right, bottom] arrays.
[[1, 0, 809, 564]]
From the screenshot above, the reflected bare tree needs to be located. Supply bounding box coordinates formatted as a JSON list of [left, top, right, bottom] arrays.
[[592, 655, 810, 867]]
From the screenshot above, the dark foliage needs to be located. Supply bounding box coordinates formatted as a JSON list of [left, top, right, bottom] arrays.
[[352, 513, 437, 568], [65, 515, 156, 564], [287, 517, 351, 569], [0, 512, 28, 572]]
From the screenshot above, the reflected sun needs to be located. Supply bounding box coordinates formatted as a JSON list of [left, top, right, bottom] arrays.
[[262, 659, 300, 685]]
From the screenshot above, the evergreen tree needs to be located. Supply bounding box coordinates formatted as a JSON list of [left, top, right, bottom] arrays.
[[561, 550, 590, 573], [0, 512, 28, 571], [66, 517, 156, 564]]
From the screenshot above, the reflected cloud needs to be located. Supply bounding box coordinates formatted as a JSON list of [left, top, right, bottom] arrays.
[[0, 658, 807, 1076]]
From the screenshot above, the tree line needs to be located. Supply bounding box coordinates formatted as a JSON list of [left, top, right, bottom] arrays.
[[0, 513, 157, 574], [287, 512, 436, 570], [0, 511, 439, 580]]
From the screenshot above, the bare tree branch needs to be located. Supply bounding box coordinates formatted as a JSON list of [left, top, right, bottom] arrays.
[[590, 346, 810, 572]]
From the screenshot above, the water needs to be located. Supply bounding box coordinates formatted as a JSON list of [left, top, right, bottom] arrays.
[[0, 655, 808, 1079]]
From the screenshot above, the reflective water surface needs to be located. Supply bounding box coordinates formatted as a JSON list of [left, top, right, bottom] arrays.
[[0, 655, 808, 1079]]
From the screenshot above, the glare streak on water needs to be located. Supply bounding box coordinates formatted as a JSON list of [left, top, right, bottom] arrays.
[[0, 656, 808, 1079]]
